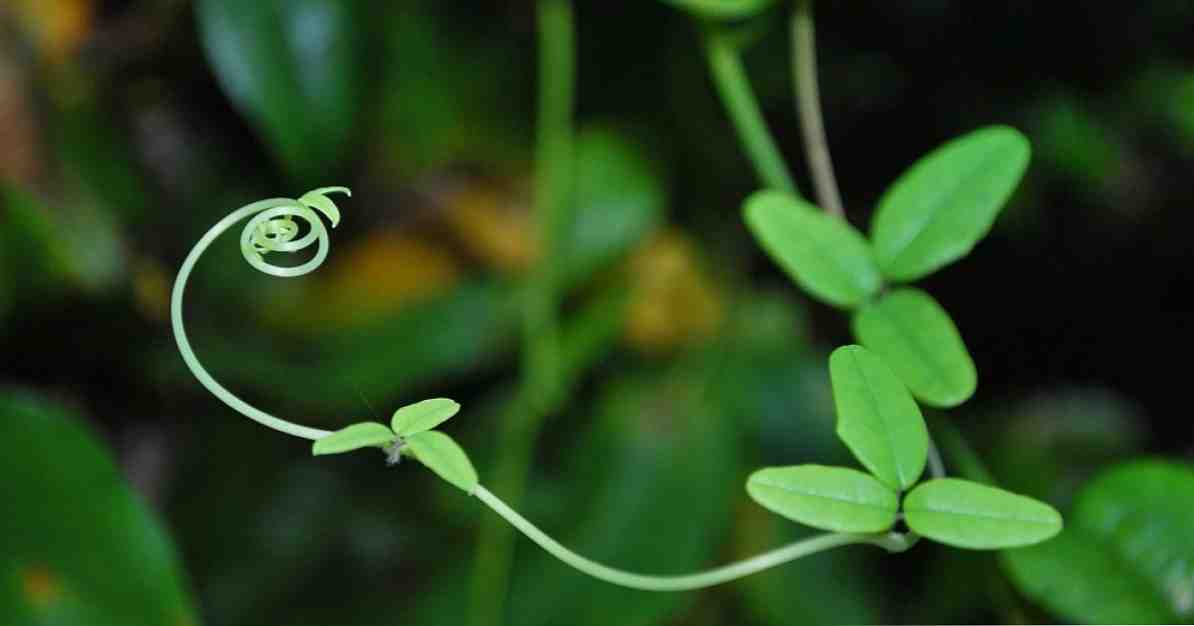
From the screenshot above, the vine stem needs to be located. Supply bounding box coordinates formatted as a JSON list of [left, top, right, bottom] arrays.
[[791, 0, 843, 216], [171, 198, 335, 442], [473, 484, 913, 591], [469, 0, 575, 623], [703, 28, 799, 195]]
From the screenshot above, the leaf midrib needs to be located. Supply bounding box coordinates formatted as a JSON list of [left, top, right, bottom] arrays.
[[753, 478, 893, 511]]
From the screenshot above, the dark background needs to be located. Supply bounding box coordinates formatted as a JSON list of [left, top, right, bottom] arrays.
[[2, 1, 1192, 624]]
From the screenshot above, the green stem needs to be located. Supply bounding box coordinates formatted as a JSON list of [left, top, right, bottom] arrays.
[[791, 0, 843, 216], [473, 484, 913, 591], [703, 28, 799, 195], [926, 434, 946, 479], [469, 1, 575, 623]]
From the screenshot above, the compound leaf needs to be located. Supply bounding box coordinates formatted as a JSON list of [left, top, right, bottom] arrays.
[[830, 345, 928, 491], [871, 126, 1031, 281], [746, 465, 898, 533], [852, 288, 976, 408], [904, 478, 1062, 549], [312, 422, 395, 456], [744, 190, 882, 309], [405, 430, 478, 494]]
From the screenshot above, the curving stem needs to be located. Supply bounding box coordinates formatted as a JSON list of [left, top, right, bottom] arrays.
[[170, 194, 347, 441]]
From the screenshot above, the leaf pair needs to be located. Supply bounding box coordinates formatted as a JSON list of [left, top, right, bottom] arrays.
[[747, 346, 1061, 549], [744, 126, 1028, 406], [311, 398, 478, 494]]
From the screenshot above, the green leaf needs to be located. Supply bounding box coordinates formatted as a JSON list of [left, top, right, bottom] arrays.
[[298, 186, 350, 227], [744, 190, 883, 309], [391, 398, 461, 437], [197, 0, 363, 183], [852, 288, 976, 408], [1002, 460, 1194, 623], [871, 125, 1031, 281], [746, 465, 899, 533], [311, 422, 395, 456], [404, 430, 478, 494], [657, 0, 776, 20], [829, 345, 928, 491], [0, 390, 197, 626], [903, 478, 1062, 549], [560, 127, 667, 290]]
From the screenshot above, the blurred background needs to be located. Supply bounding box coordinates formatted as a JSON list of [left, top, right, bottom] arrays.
[[1, 1, 1193, 624]]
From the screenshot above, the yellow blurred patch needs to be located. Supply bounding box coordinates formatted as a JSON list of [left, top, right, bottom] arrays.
[[440, 182, 537, 275], [270, 231, 461, 330], [21, 565, 61, 609], [11, 0, 94, 64], [624, 230, 724, 353], [133, 256, 171, 322]]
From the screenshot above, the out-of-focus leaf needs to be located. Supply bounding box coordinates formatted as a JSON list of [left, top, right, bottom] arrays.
[[311, 422, 394, 456], [391, 398, 461, 437], [0, 185, 69, 314], [744, 190, 882, 309], [870, 126, 1030, 281], [852, 288, 976, 408], [504, 365, 740, 626], [1030, 97, 1123, 192], [657, 0, 776, 20], [0, 390, 197, 626], [747, 465, 898, 533], [904, 478, 1062, 549], [1003, 460, 1194, 624], [197, 0, 363, 183], [989, 388, 1146, 507], [404, 431, 478, 494], [54, 98, 149, 222], [829, 345, 928, 491], [560, 127, 667, 289]]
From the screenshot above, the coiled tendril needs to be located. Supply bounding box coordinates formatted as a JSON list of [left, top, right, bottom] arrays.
[[170, 187, 351, 441]]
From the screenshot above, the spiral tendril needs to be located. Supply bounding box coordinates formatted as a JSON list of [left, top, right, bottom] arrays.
[[170, 187, 350, 441]]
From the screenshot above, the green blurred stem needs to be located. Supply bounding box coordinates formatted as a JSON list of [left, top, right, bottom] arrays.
[[703, 28, 799, 195], [469, 1, 575, 624], [926, 434, 946, 479], [929, 415, 996, 484], [474, 484, 913, 591], [791, 0, 843, 216]]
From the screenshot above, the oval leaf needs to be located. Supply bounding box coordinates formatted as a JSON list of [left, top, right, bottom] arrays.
[[744, 190, 882, 309], [903, 478, 1062, 549], [657, 0, 775, 20], [1006, 460, 1194, 623], [391, 398, 461, 437], [852, 288, 976, 408], [404, 430, 478, 494], [312, 422, 395, 456], [871, 125, 1031, 281], [829, 345, 928, 491], [746, 465, 899, 533]]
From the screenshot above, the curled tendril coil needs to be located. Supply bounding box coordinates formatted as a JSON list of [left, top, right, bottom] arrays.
[[170, 187, 351, 441]]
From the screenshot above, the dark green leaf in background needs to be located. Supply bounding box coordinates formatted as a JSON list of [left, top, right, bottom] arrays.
[[656, 0, 776, 20], [903, 478, 1062, 549], [829, 345, 928, 491], [560, 127, 667, 290], [870, 126, 1030, 281], [744, 190, 882, 309], [852, 288, 976, 408], [747, 465, 898, 533], [0, 390, 197, 626], [1003, 460, 1194, 623], [197, 0, 364, 183]]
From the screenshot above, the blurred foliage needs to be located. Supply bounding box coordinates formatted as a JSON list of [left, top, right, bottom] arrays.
[[0, 389, 196, 626], [1, 1, 1193, 625]]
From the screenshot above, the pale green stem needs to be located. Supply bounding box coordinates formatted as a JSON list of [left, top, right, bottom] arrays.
[[171, 198, 335, 442], [703, 28, 799, 195], [473, 485, 913, 592], [791, 0, 843, 216]]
